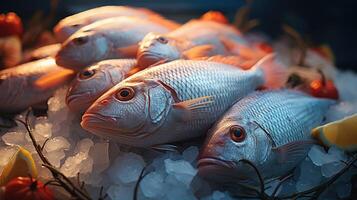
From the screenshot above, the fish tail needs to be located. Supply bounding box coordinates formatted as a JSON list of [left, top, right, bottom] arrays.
[[253, 53, 288, 89]]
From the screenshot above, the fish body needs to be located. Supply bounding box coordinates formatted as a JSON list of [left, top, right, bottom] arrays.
[[54, 6, 177, 42], [66, 59, 137, 113], [137, 20, 247, 68], [0, 58, 73, 114], [198, 90, 335, 183], [81, 55, 285, 147], [56, 16, 174, 70]]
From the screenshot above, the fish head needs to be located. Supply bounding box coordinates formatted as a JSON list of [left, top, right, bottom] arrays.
[[198, 118, 272, 182], [81, 79, 173, 144], [55, 30, 109, 70], [54, 17, 87, 42], [137, 32, 183, 68], [66, 63, 124, 113]]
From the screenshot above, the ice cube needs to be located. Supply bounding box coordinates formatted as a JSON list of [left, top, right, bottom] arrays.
[[2, 131, 27, 145], [296, 158, 323, 192], [182, 146, 199, 163], [60, 151, 93, 177], [308, 145, 335, 166], [30, 122, 52, 142], [164, 184, 197, 200], [107, 183, 135, 200], [164, 159, 198, 186], [89, 142, 110, 173], [107, 152, 146, 184], [44, 136, 70, 153], [45, 149, 66, 168], [77, 138, 94, 154], [321, 161, 344, 178], [139, 171, 164, 198], [327, 146, 347, 162]]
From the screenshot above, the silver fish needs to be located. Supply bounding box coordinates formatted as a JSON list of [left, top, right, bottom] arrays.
[[0, 58, 74, 114], [66, 59, 137, 113], [81, 54, 286, 147], [137, 19, 247, 68], [24, 43, 61, 62], [198, 90, 335, 184], [56, 16, 175, 71], [53, 6, 178, 42]]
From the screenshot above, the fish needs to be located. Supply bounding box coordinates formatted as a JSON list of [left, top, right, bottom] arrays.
[[0, 58, 74, 114], [137, 18, 261, 68], [81, 54, 286, 147], [53, 6, 179, 42], [55, 16, 176, 71], [312, 113, 357, 152], [198, 90, 335, 186], [66, 59, 137, 113]]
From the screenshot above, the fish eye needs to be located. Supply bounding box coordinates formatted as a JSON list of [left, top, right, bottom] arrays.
[[71, 24, 81, 28], [115, 87, 135, 101], [79, 69, 96, 79], [73, 36, 88, 45], [229, 125, 246, 142], [157, 36, 168, 44]]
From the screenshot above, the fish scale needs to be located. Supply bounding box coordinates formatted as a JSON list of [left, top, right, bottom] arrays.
[[225, 90, 335, 146], [130, 60, 261, 117]]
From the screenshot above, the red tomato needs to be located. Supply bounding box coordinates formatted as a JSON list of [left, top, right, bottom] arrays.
[[0, 12, 23, 37], [4, 177, 54, 200], [309, 79, 339, 100]]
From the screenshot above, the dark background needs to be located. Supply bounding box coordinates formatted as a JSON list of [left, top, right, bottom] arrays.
[[1, 0, 357, 71]]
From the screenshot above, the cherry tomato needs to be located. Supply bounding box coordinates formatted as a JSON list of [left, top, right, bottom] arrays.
[[309, 79, 339, 100], [0, 12, 23, 37], [4, 177, 54, 200]]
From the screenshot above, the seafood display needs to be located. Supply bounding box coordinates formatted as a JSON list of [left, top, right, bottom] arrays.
[[0, 4, 356, 200]]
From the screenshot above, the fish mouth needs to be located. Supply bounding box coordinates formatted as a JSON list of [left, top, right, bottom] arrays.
[[81, 113, 147, 138], [81, 113, 120, 135], [197, 157, 236, 169], [137, 51, 167, 67], [66, 91, 93, 106]]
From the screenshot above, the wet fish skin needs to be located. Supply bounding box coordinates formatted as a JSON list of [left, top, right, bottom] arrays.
[[66, 59, 137, 113], [81, 55, 285, 147], [198, 90, 335, 183], [56, 16, 173, 71], [137, 20, 247, 68], [53, 6, 160, 42], [0, 58, 73, 114]]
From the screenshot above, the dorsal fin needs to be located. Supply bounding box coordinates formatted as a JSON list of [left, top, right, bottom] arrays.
[[200, 11, 229, 24]]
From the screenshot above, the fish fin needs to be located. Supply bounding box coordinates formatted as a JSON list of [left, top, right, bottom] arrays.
[[117, 44, 138, 58], [125, 67, 141, 78], [195, 55, 255, 70], [252, 53, 288, 89], [272, 140, 314, 165], [182, 45, 215, 59], [151, 144, 179, 153], [220, 37, 265, 59], [34, 68, 75, 90], [200, 11, 229, 24], [172, 96, 214, 121]]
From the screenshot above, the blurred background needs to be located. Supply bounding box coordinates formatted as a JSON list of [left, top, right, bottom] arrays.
[[1, 0, 357, 71]]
